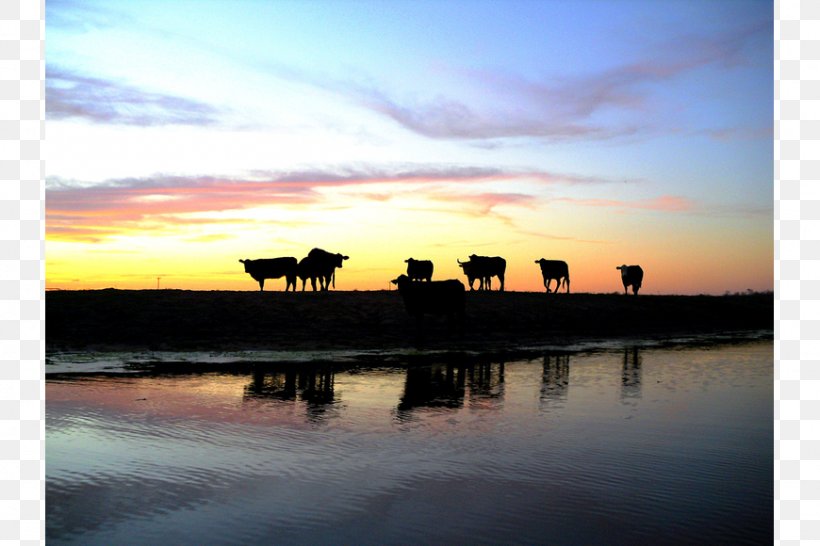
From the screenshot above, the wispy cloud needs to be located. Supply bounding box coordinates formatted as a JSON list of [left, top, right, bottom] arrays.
[[334, 21, 770, 142], [46, 66, 223, 126], [554, 195, 693, 212]]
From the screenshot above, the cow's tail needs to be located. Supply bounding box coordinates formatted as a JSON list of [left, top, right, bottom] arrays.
[[332, 270, 336, 289]]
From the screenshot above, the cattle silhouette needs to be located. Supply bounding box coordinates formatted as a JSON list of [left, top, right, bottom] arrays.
[[458, 254, 506, 291], [456, 259, 488, 290], [239, 257, 297, 291], [535, 259, 570, 293], [297, 248, 349, 291], [617, 264, 644, 295], [391, 274, 465, 328], [405, 258, 433, 282]]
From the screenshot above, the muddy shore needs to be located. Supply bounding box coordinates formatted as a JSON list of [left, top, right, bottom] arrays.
[[46, 289, 773, 354]]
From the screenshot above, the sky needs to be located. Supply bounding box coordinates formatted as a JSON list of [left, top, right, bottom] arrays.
[[45, 0, 773, 294]]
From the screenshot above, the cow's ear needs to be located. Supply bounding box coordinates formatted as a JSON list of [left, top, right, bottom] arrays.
[[239, 259, 245, 263], [343, 255, 349, 260]]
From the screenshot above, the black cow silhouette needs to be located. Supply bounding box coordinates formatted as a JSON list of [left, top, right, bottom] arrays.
[[391, 274, 465, 326], [617, 264, 644, 295], [239, 257, 297, 291], [457, 254, 506, 291], [297, 248, 349, 291], [535, 259, 570, 293], [405, 258, 433, 282]]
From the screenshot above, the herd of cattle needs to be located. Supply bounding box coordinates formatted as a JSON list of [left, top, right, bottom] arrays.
[[239, 249, 645, 298]]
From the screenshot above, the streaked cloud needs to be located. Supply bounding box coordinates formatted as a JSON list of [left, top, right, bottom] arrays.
[[46, 66, 223, 126], [555, 196, 693, 212], [339, 21, 769, 142]]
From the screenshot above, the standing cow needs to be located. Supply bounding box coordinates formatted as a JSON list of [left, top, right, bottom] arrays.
[[239, 257, 298, 291], [535, 259, 570, 294], [616, 265, 644, 295], [298, 248, 349, 291], [457, 255, 506, 291], [405, 258, 434, 282]]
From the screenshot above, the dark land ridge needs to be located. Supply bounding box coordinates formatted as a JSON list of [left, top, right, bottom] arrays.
[[47, 289, 773, 354]]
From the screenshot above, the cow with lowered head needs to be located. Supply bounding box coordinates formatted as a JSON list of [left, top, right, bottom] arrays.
[[391, 274, 465, 329], [239, 257, 298, 291], [535, 259, 570, 293], [405, 258, 433, 282], [458, 254, 506, 291], [616, 264, 644, 295], [298, 248, 349, 291]]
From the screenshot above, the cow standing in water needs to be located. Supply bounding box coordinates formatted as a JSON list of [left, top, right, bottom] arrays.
[[298, 248, 349, 291], [617, 265, 644, 295], [457, 255, 506, 291], [405, 258, 434, 282], [239, 257, 298, 291], [535, 259, 570, 293]]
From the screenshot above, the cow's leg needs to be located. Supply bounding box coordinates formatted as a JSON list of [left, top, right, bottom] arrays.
[[545, 278, 552, 293], [310, 277, 318, 291], [623, 283, 628, 294], [259, 278, 265, 291]]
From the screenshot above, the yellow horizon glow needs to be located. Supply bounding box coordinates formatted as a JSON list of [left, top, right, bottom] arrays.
[[46, 182, 773, 295]]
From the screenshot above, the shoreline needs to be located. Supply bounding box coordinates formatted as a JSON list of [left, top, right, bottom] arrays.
[[47, 289, 773, 366]]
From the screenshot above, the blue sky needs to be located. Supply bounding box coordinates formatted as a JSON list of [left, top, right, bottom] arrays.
[[45, 0, 773, 293]]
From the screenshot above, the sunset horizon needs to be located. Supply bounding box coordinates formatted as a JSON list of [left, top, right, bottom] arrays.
[[46, 0, 773, 295]]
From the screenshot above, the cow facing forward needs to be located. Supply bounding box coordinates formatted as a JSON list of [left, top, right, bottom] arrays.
[[299, 248, 349, 291], [458, 255, 506, 291], [535, 259, 570, 294], [405, 258, 433, 282], [239, 257, 297, 291], [616, 265, 644, 295], [391, 274, 465, 329]]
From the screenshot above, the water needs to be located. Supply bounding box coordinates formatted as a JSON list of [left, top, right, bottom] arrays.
[[47, 341, 772, 545]]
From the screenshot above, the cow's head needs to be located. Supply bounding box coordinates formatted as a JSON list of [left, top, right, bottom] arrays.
[[391, 274, 411, 289], [457, 259, 468, 268], [616, 265, 628, 277], [405, 258, 414, 264], [535, 259, 545, 265], [335, 254, 350, 268], [239, 259, 251, 272]]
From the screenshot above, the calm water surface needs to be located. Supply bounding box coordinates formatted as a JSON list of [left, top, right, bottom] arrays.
[[47, 341, 772, 545]]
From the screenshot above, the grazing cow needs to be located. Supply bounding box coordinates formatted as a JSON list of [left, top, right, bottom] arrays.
[[391, 274, 465, 328], [617, 265, 644, 295], [457, 255, 506, 291], [303, 248, 349, 291], [535, 259, 570, 294], [405, 258, 434, 282], [239, 257, 298, 291]]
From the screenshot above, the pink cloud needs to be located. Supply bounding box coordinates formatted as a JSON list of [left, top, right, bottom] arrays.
[[555, 195, 693, 212]]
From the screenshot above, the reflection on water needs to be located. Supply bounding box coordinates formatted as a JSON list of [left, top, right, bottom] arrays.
[[47, 341, 773, 545], [621, 347, 642, 402], [541, 354, 570, 407], [244, 366, 338, 422]]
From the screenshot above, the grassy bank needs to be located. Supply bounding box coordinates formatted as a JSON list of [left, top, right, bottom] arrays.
[[46, 289, 773, 353]]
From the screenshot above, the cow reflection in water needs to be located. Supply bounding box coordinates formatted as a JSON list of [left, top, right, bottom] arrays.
[[541, 354, 570, 407], [621, 347, 642, 402], [244, 366, 337, 421], [467, 362, 505, 409], [396, 362, 506, 418]]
